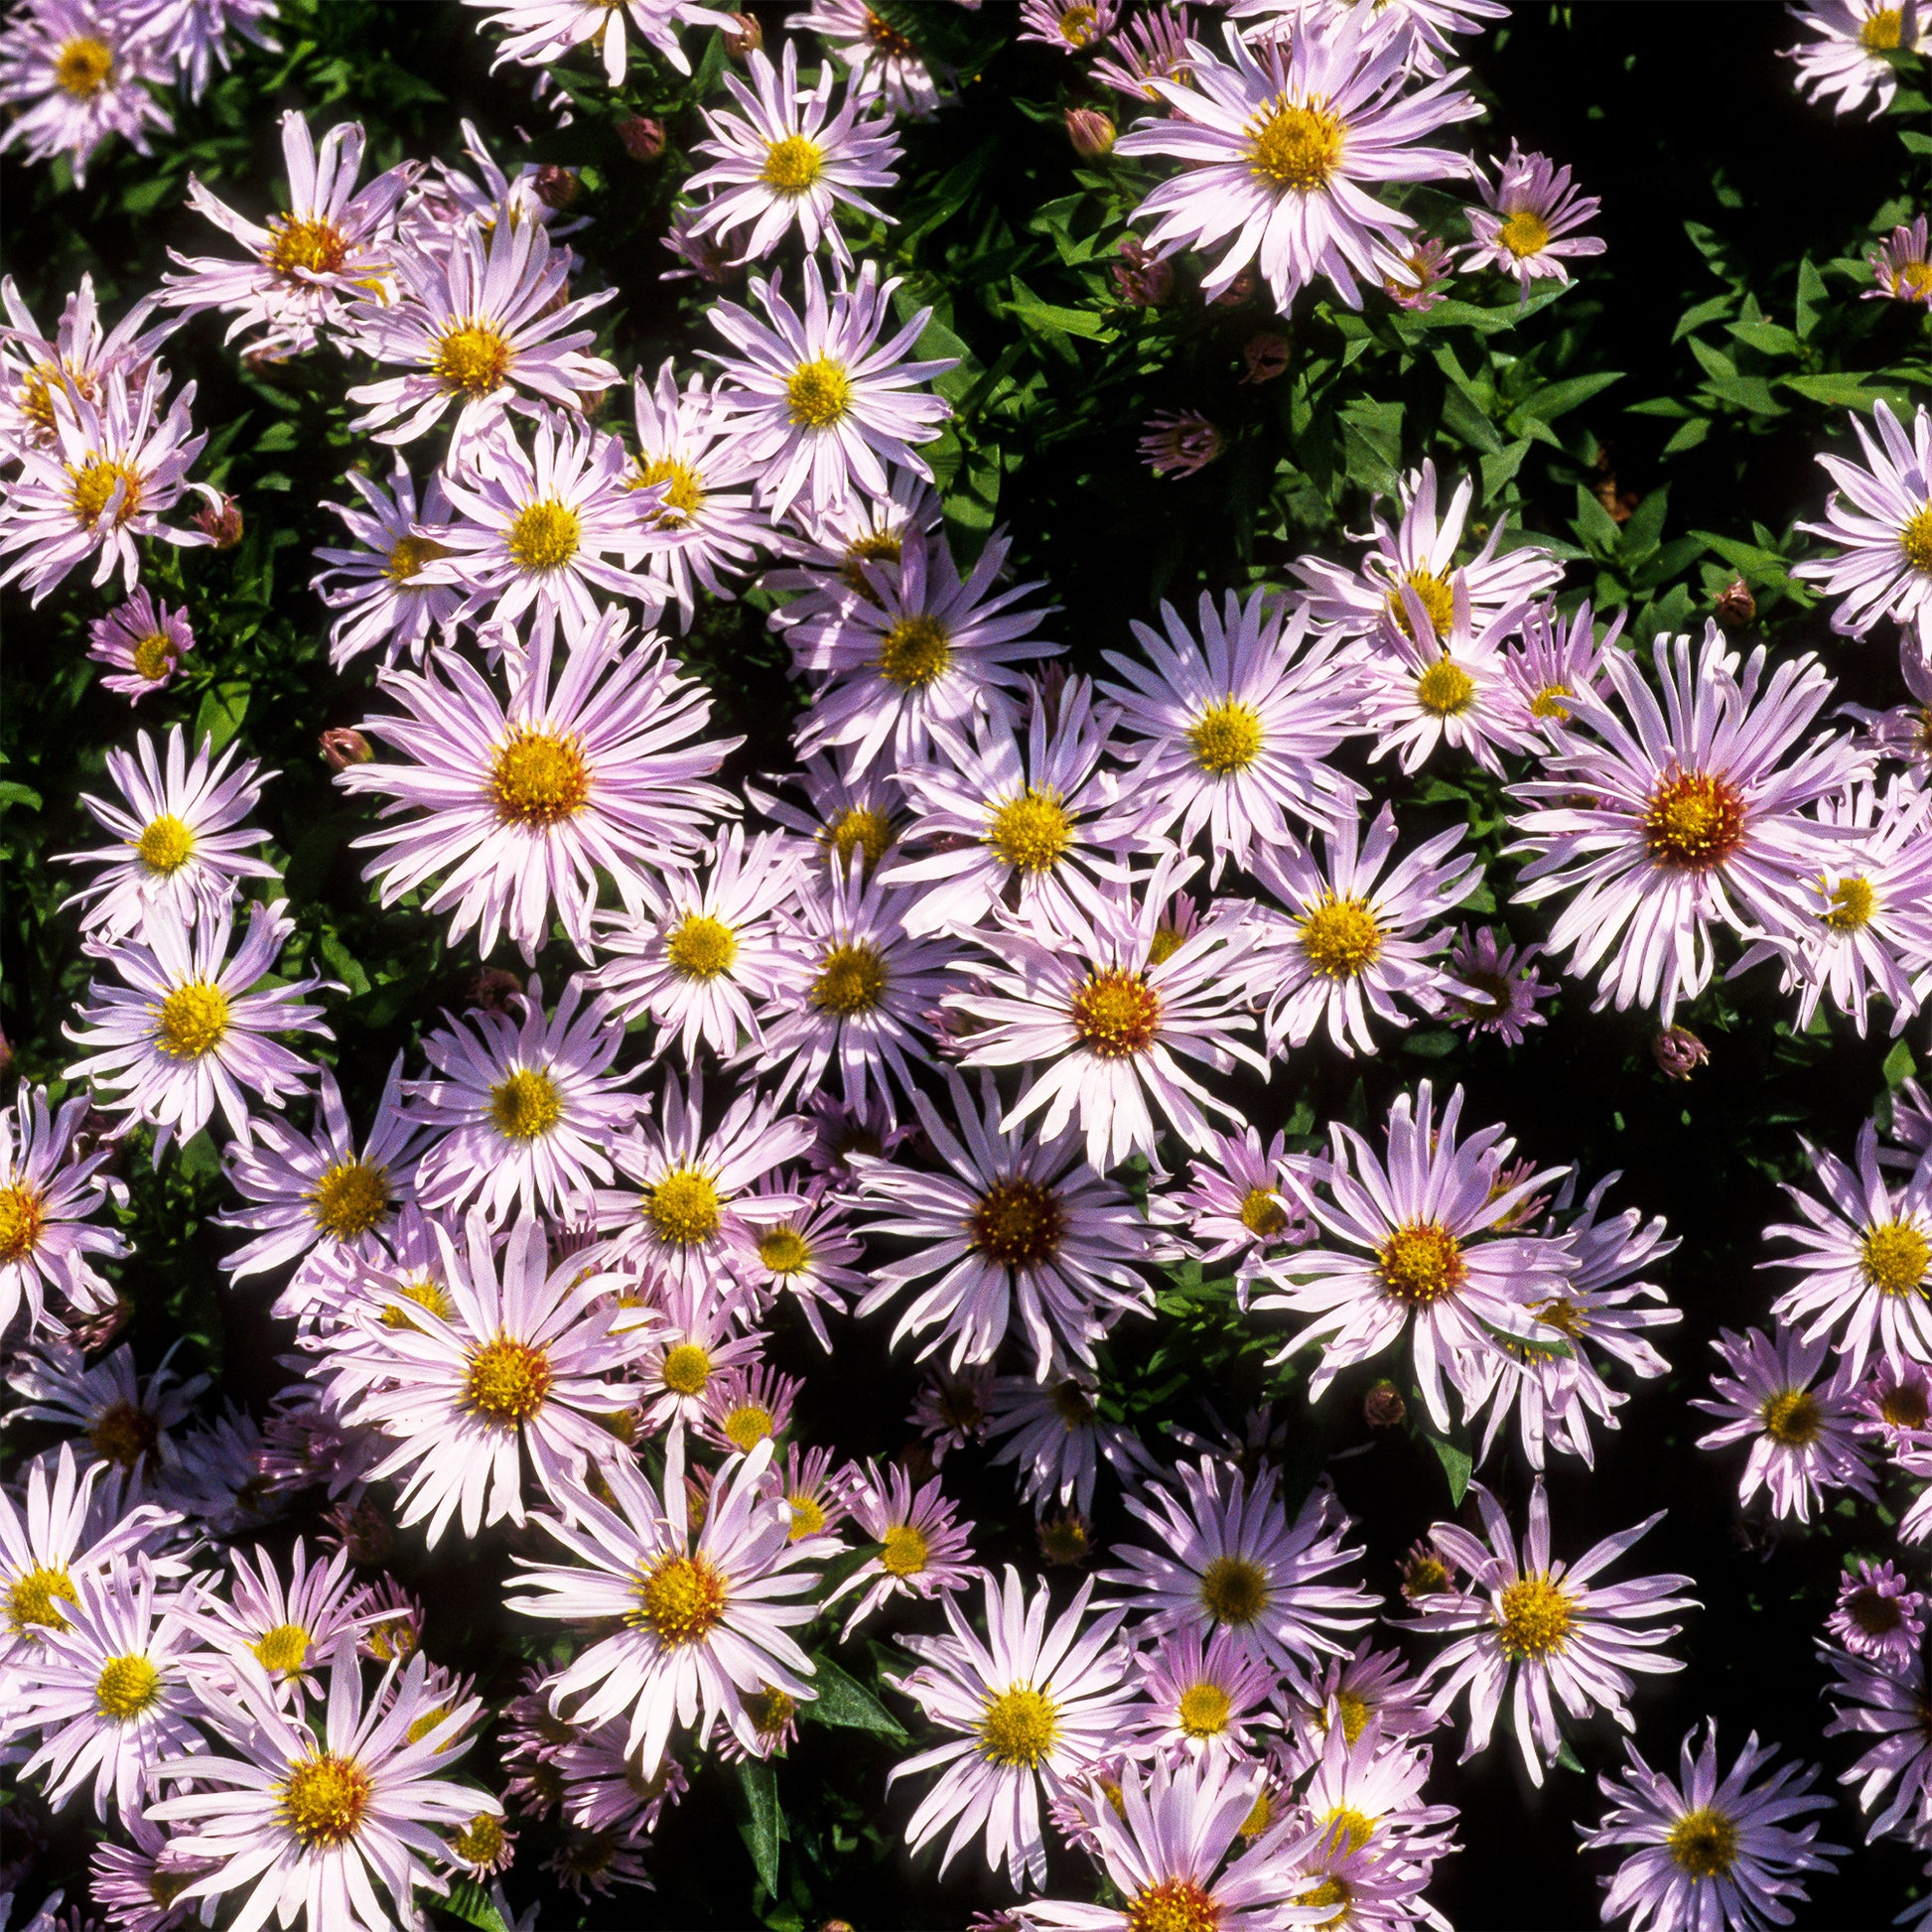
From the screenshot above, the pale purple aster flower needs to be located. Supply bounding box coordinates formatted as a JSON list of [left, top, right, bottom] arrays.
[[0, 0, 173, 188], [0, 271, 174, 461], [1443, 923, 1555, 1042], [1243, 804, 1482, 1056], [1114, 14, 1479, 314], [60, 726, 273, 944], [699, 1360, 800, 1458], [85, 586, 195, 700], [1288, 1641, 1442, 1762], [122, 0, 280, 101], [661, 202, 739, 284], [9, 1339, 207, 1500], [148, 1640, 493, 1932], [1295, 1718, 1458, 1865], [341, 614, 739, 961], [513, 1434, 820, 1775], [984, 1372, 1151, 1516], [737, 1174, 865, 1347], [1139, 408, 1222, 479], [160, 111, 419, 355], [1787, 0, 1924, 117], [760, 460, 941, 621], [1122, 1625, 1283, 1766], [310, 455, 463, 670], [1098, 590, 1365, 877], [1856, 1358, 1932, 1446], [463, 0, 735, 84], [1508, 623, 1868, 1026], [0, 1088, 127, 1341], [823, 1458, 979, 1635], [622, 1272, 764, 1442], [1018, 0, 1119, 53], [65, 900, 327, 1155], [1828, 1560, 1925, 1670], [1253, 1081, 1576, 1432], [1505, 595, 1620, 735], [1870, 215, 1932, 304], [1823, 1645, 1932, 1840], [795, 0, 952, 121], [550, 1719, 687, 1837], [704, 257, 955, 518], [407, 975, 641, 1223], [1845, 644, 1932, 772], [186, 1541, 371, 1707], [1693, 1323, 1877, 1522], [1411, 1478, 1694, 1787], [912, 1363, 994, 1462], [888, 1566, 1135, 1887], [1463, 141, 1605, 295], [1092, 4, 1192, 99], [850, 1067, 1156, 1377], [1230, 0, 1508, 78], [87, 1801, 217, 1932], [1578, 1722, 1841, 1932], [1385, 230, 1455, 309], [1146, 1126, 1316, 1309], [405, 114, 590, 253], [750, 751, 904, 881]]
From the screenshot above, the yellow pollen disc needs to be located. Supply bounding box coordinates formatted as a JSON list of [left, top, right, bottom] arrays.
[[383, 1275, 455, 1328], [978, 1683, 1059, 1767], [666, 911, 738, 980], [660, 1340, 712, 1396], [90, 1400, 158, 1469], [1240, 1790, 1275, 1841], [155, 981, 229, 1060], [1530, 681, 1573, 721], [1052, 1378, 1094, 1427], [1883, 1382, 1931, 1429], [1057, 4, 1101, 44], [1323, 1806, 1376, 1855], [787, 1492, 826, 1541], [1069, 967, 1162, 1059], [723, 1403, 774, 1451], [433, 321, 512, 396], [1823, 875, 1876, 931], [631, 1552, 729, 1646], [0, 1181, 48, 1264], [267, 215, 350, 278], [253, 1622, 311, 1674], [463, 1335, 553, 1426], [280, 1754, 372, 1848], [1239, 1186, 1288, 1238], [631, 455, 707, 527], [1535, 1295, 1586, 1338], [1667, 1806, 1739, 1879], [988, 787, 1073, 872], [1642, 771, 1744, 871], [1300, 895, 1383, 980], [1376, 1221, 1466, 1306], [1176, 1680, 1231, 1737], [69, 457, 144, 528], [1197, 1554, 1271, 1627], [880, 1522, 930, 1577], [488, 728, 590, 827], [1149, 923, 1185, 965], [1497, 208, 1552, 259], [876, 612, 951, 689], [131, 632, 177, 681], [1247, 94, 1345, 192], [1495, 1573, 1572, 1661], [968, 1175, 1065, 1270], [745, 1684, 797, 1733], [506, 499, 581, 572], [1126, 1877, 1222, 1932], [1901, 261, 1932, 301], [406, 1702, 455, 1745], [1863, 1220, 1931, 1297], [841, 528, 902, 594], [824, 804, 893, 869], [1406, 1553, 1450, 1595], [53, 35, 113, 97], [1334, 1688, 1371, 1745], [786, 356, 853, 429], [135, 813, 195, 876], [487, 1066, 564, 1142], [307, 1159, 392, 1239], [1037, 1514, 1090, 1563], [1761, 1385, 1823, 1445], [385, 533, 451, 582], [643, 1169, 723, 1246], [451, 1814, 506, 1864], [811, 940, 889, 1017], [1188, 698, 1264, 775], [1415, 655, 1476, 717], [1387, 569, 1455, 641], [1899, 505, 1932, 577], [366, 1617, 418, 1663], [95, 1653, 162, 1721], [1863, 7, 1905, 51], [759, 1226, 811, 1275], [6, 1564, 76, 1633], [759, 133, 825, 194]]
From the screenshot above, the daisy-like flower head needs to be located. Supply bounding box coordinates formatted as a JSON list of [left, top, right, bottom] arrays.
[[763, 461, 942, 620], [1018, 0, 1121, 55], [1443, 923, 1556, 1044], [342, 613, 740, 962], [189, 1541, 372, 1706], [1287, 1641, 1442, 1766], [751, 747, 908, 887], [161, 110, 418, 354], [985, 1372, 1152, 1517], [1294, 1716, 1459, 1871], [1823, 1642, 1932, 1841], [1123, 1625, 1283, 1766], [1253, 1080, 1575, 1432], [86, 586, 196, 700], [407, 974, 642, 1223], [1114, 12, 1479, 315], [824, 1457, 979, 1635], [1098, 588, 1365, 877], [1092, 4, 1195, 99], [852, 1067, 1156, 1377], [624, 1271, 765, 1441], [1692, 1323, 1877, 1522], [345, 206, 618, 453], [321, 1211, 635, 1544], [10, 1339, 208, 1493], [1508, 623, 1867, 1027], [311, 455, 464, 671], [61, 726, 274, 945], [705, 256, 955, 519], [1411, 1478, 1695, 1787], [148, 1639, 492, 1932], [1786, 0, 1924, 117], [686, 39, 901, 268], [888, 1565, 1135, 1887], [744, 1181, 865, 1347], [1827, 1559, 1925, 1670], [0, 0, 173, 187], [65, 899, 328, 1156], [795, 0, 954, 120], [1869, 214, 1932, 305], [1244, 804, 1482, 1057], [0, 1087, 127, 1342], [464, 0, 735, 85], [701, 1360, 801, 1460], [88, 1800, 220, 1932], [1462, 140, 1605, 295], [135, 0, 281, 101], [0, 270, 175, 461], [1578, 1722, 1841, 1932], [514, 1433, 820, 1776], [1146, 1125, 1316, 1308], [1505, 594, 1621, 735]]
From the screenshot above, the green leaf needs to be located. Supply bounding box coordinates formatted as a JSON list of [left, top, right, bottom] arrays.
[[1338, 397, 1404, 494], [0, 779, 42, 813], [1510, 369, 1623, 426], [736, 1757, 781, 1896], [805, 1654, 908, 1740], [1795, 257, 1829, 339], [1781, 371, 1885, 409], [440, 1881, 511, 1932], [1424, 1430, 1472, 1505], [1886, 1039, 1917, 1090], [192, 678, 251, 755]]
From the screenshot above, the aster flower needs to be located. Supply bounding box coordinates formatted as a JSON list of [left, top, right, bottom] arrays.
[[188, 1542, 371, 1706], [1385, 231, 1455, 310], [1233, 0, 1509, 76], [1295, 1719, 1458, 1869], [1092, 4, 1192, 98], [1869, 215, 1932, 304], [795, 0, 953, 120], [0, 1088, 127, 1341], [1145, 1126, 1316, 1308], [1823, 1645, 1932, 1840], [1123, 1625, 1283, 1766], [623, 1272, 765, 1442], [1579, 1722, 1840, 1932], [65, 900, 327, 1155], [1463, 141, 1605, 295], [751, 747, 908, 882], [1019, 0, 1120, 53], [85, 586, 196, 700], [341, 613, 739, 961], [701, 1361, 800, 1459], [0, 0, 173, 187], [1506, 596, 1620, 736], [463, 0, 734, 84], [309, 456, 464, 671], [704, 257, 954, 519], [513, 1434, 820, 1775], [824, 1459, 979, 1635], [1098, 589, 1364, 878], [0, 270, 175, 460], [131, 0, 280, 100], [8, 1340, 207, 1494], [889, 1566, 1135, 1887], [1443, 923, 1556, 1043], [1693, 1323, 1877, 1522], [1786, 0, 1924, 117], [1508, 623, 1866, 1026], [60, 727, 273, 944], [1139, 409, 1223, 479], [1115, 14, 1479, 314], [762, 460, 942, 623], [88, 1800, 218, 1932], [1827, 1560, 1925, 1670], [985, 1373, 1150, 1517]]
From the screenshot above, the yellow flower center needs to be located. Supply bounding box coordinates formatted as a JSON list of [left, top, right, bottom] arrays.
[[1863, 1219, 1931, 1297], [1823, 875, 1877, 931], [879, 1523, 930, 1576], [307, 1159, 392, 1239], [1642, 771, 1745, 871], [382, 1275, 454, 1329], [841, 528, 902, 593], [1248, 95, 1345, 193], [1387, 568, 1455, 640], [155, 982, 229, 1060], [1188, 698, 1264, 775], [811, 940, 888, 1017], [463, 1336, 553, 1426], [266, 216, 350, 278], [1760, 1385, 1823, 1446], [5, 1564, 75, 1633], [1415, 656, 1476, 717], [824, 804, 894, 870], [1901, 260, 1932, 301], [1667, 1806, 1739, 1879], [632, 1552, 729, 1646], [433, 321, 513, 395], [745, 1684, 796, 1733], [786, 1492, 826, 1540], [135, 813, 196, 876], [487, 1066, 564, 1141], [54, 35, 113, 97], [1495, 1573, 1572, 1661], [631, 455, 707, 527], [1497, 209, 1552, 259], [1197, 1554, 1271, 1627], [489, 729, 590, 826], [1239, 1187, 1288, 1238], [786, 356, 853, 429], [1863, 7, 1905, 51], [660, 1340, 712, 1396], [1240, 1791, 1276, 1842], [1069, 967, 1162, 1059], [253, 1621, 311, 1675], [723, 1403, 774, 1451], [69, 457, 144, 528], [1057, 3, 1102, 44], [968, 1175, 1065, 1269], [759, 1226, 810, 1275], [1335, 1688, 1371, 1745], [280, 1754, 372, 1848], [451, 1814, 506, 1866], [1376, 1221, 1466, 1305], [385, 533, 451, 582], [95, 1653, 162, 1721], [1300, 895, 1383, 980], [643, 1169, 722, 1247], [505, 500, 581, 572], [1126, 1879, 1222, 1932], [978, 1683, 1059, 1767], [89, 1401, 158, 1469], [131, 632, 177, 681], [1176, 1680, 1231, 1737], [0, 1182, 48, 1264], [988, 787, 1073, 872], [1322, 1806, 1376, 1854], [1530, 682, 1573, 721], [877, 613, 952, 689], [760, 134, 825, 194], [666, 911, 738, 980]]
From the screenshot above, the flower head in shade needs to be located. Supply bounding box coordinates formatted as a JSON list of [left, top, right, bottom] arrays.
[[1146, 1126, 1316, 1308], [739, 1176, 864, 1349], [310, 456, 464, 671], [1443, 924, 1556, 1043], [88, 1800, 219, 1932], [1463, 141, 1604, 295], [512, 1434, 820, 1776], [704, 258, 954, 519], [795, 0, 953, 120], [1124, 1625, 1283, 1766], [464, 0, 735, 84], [0, 271, 174, 460], [1869, 215, 1932, 304], [8, 1339, 207, 1495], [1692, 1323, 1876, 1522], [1786, 0, 1924, 117], [1019, 0, 1120, 53], [888, 1566, 1135, 1887], [1410, 1479, 1694, 1786], [1508, 624, 1865, 1026], [136, 0, 281, 100], [0, 1088, 127, 1341], [147, 1641, 493, 1932], [823, 1458, 978, 1635], [1823, 1643, 1932, 1840], [985, 1372, 1152, 1517], [1115, 14, 1479, 314], [1578, 1723, 1841, 1932], [0, 0, 173, 187], [66, 900, 327, 1155], [1139, 408, 1223, 479], [1827, 1559, 1925, 1670], [341, 615, 739, 962], [762, 461, 941, 623], [86, 587, 196, 701]]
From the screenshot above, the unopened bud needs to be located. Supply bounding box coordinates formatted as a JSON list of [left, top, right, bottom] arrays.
[[617, 114, 665, 161], [1652, 1026, 1710, 1081], [1064, 106, 1115, 160], [723, 10, 760, 56], [532, 164, 580, 210], [1211, 267, 1258, 309], [468, 966, 524, 1013], [321, 727, 373, 771], [1715, 578, 1756, 626], [194, 492, 243, 549], [1364, 1381, 1407, 1430], [1241, 331, 1291, 384]]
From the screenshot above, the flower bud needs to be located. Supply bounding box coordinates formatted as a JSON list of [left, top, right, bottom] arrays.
[[1240, 331, 1291, 384], [532, 164, 580, 209], [1364, 1381, 1407, 1430], [1064, 106, 1115, 159], [617, 114, 666, 161], [194, 492, 243, 549], [724, 10, 760, 56], [468, 966, 524, 1013], [1715, 578, 1756, 626], [1652, 1026, 1710, 1081], [321, 727, 373, 771]]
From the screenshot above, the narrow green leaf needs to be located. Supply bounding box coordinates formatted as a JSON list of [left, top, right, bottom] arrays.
[[1425, 1431, 1472, 1505], [440, 1880, 511, 1932], [192, 678, 251, 755], [1886, 1039, 1917, 1090], [807, 1654, 908, 1740], [737, 1757, 781, 1896]]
